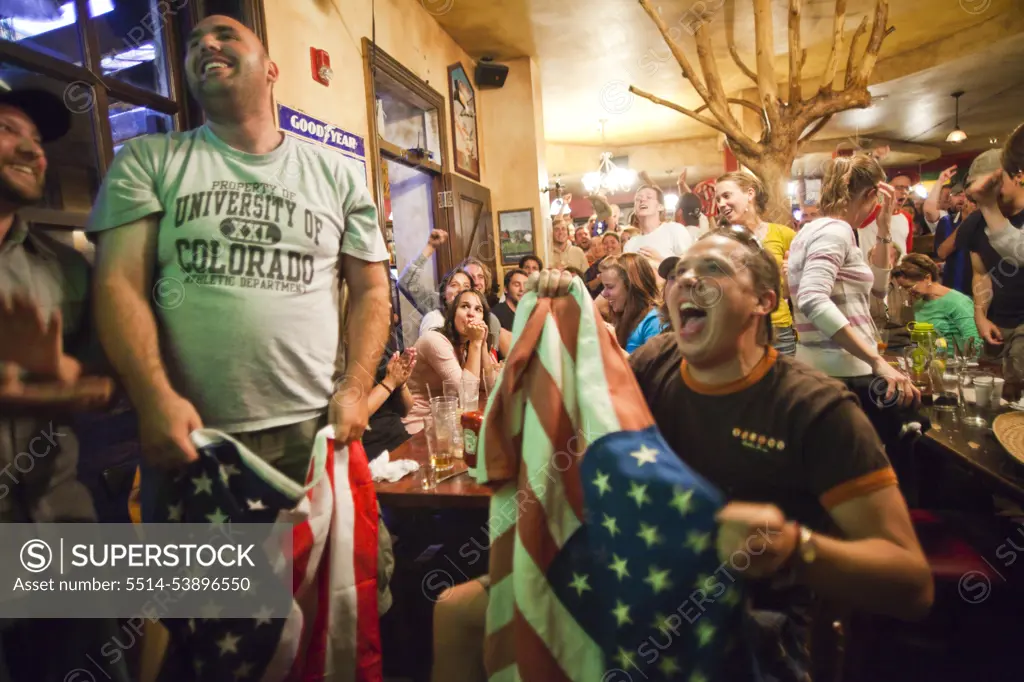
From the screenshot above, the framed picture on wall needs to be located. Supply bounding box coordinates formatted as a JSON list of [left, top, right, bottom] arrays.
[[447, 62, 480, 181], [498, 208, 536, 265]]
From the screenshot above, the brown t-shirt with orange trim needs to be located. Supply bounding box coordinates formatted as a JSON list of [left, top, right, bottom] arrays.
[[629, 335, 896, 532]]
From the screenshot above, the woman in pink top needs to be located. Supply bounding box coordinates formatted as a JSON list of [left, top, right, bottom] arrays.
[[403, 289, 497, 434]]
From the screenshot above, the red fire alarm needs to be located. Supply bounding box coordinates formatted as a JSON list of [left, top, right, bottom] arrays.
[[310, 47, 332, 86]]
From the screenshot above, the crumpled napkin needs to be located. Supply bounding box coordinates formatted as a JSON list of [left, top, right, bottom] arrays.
[[369, 450, 420, 483]]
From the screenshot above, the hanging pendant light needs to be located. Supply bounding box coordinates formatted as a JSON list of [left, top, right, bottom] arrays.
[[945, 91, 967, 144], [581, 120, 638, 195]]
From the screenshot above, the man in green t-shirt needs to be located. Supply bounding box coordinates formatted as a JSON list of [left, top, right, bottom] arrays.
[[88, 15, 391, 488]]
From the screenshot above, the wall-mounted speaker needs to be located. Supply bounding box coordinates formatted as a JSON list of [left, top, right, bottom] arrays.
[[474, 58, 508, 89]]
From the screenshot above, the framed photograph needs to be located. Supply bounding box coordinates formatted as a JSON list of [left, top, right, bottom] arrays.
[[447, 62, 480, 181], [498, 208, 536, 265]]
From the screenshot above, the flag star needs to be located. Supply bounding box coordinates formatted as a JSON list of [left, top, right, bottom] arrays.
[[611, 600, 632, 627], [609, 554, 630, 581], [689, 671, 708, 682], [659, 656, 682, 678], [219, 463, 241, 484], [644, 566, 673, 594], [685, 530, 711, 553], [694, 573, 712, 592], [670, 487, 695, 516], [593, 470, 612, 496], [246, 498, 267, 511], [166, 502, 183, 521], [253, 605, 274, 625], [193, 659, 204, 673], [615, 647, 636, 670], [721, 586, 741, 608], [695, 620, 716, 647], [637, 522, 662, 548], [627, 481, 650, 508], [206, 508, 229, 526], [200, 601, 223, 621], [192, 472, 214, 495], [630, 444, 659, 467], [569, 572, 591, 597], [233, 661, 254, 680], [217, 632, 241, 656], [601, 514, 620, 537], [652, 612, 671, 634]]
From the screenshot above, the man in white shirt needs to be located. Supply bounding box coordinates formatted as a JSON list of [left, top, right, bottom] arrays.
[[622, 184, 693, 269]]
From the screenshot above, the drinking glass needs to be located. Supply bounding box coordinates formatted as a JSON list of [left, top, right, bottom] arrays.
[[430, 396, 463, 461], [422, 413, 456, 475], [962, 373, 993, 427], [875, 327, 890, 356], [461, 376, 481, 414], [442, 380, 461, 405]]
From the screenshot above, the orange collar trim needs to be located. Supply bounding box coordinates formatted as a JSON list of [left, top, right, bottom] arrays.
[[680, 347, 778, 396]]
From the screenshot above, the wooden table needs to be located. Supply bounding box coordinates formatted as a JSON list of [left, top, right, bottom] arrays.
[[921, 403, 1024, 505], [374, 432, 492, 509]]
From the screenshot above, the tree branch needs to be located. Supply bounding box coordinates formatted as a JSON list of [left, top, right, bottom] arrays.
[[694, 98, 764, 117], [788, 0, 804, 106], [854, 0, 891, 86], [752, 0, 781, 128], [692, 18, 747, 138], [725, 0, 758, 83], [819, 0, 847, 94], [628, 85, 760, 155], [636, 0, 712, 104], [844, 16, 869, 89], [798, 114, 833, 145]]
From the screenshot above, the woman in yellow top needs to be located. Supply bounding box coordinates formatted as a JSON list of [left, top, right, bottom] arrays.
[[715, 171, 798, 355]]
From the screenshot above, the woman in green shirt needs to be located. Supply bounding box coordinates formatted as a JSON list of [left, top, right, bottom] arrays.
[[893, 253, 982, 348]]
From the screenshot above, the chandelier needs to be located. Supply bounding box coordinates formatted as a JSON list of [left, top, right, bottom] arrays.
[[582, 152, 637, 195]]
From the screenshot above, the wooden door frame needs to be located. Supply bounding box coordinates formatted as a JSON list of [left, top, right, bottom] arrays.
[[361, 38, 453, 273]]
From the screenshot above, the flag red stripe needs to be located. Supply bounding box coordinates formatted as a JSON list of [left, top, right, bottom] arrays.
[[597, 322, 656, 431], [513, 608, 574, 682], [525, 356, 585, 521], [348, 440, 383, 682], [298, 441, 334, 681], [551, 296, 581, 363], [483, 618, 517, 675], [488, 526, 516, 584], [515, 473, 560, 574]]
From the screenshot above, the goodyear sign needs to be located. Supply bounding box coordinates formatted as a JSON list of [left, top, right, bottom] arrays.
[[277, 104, 365, 159]]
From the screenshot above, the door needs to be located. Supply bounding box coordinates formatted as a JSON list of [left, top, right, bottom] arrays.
[[442, 173, 496, 282]]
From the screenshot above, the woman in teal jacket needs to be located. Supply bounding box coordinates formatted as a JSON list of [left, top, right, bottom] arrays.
[[894, 253, 982, 349]]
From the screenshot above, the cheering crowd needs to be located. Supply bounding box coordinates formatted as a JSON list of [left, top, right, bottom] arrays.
[[3, 9, 1024, 682]]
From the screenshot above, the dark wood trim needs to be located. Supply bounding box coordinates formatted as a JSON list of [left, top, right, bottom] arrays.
[[74, 0, 114, 175], [378, 139, 443, 175], [446, 61, 480, 182], [0, 42, 102, 88], [103, 80, 180, 115], [362, 38, 452, 261]]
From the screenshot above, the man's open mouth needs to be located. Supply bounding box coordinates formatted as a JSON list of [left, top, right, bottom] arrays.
[[678, 302, 708, 338]]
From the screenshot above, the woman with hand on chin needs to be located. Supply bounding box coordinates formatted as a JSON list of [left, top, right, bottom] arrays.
[[599, 253, 664, 353], [402, 289, 496, 434], [788, 154, 921, 426], [715, 171, 798, 356]]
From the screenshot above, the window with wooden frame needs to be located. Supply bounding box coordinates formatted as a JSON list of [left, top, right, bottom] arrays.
[[0, 0, 266, 228]]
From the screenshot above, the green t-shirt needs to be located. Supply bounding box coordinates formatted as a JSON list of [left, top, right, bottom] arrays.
[[913, 290, 982, 350], [87, 126, 389, 432]]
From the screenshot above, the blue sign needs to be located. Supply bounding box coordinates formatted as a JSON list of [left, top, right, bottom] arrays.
[[277, 104, 365, 158]]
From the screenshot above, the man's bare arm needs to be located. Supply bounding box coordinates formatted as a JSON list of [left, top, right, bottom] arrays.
[[340, 257, 391, 403], [936, 224, 960, 260], [972, 252, 993, 321], [92, 216, 174, 406]]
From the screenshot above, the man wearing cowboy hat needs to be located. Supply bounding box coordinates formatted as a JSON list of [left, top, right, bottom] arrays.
[[0, 83, 124, 682]]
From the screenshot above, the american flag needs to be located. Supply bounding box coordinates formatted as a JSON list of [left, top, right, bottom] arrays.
[[151, 427, 382, 682], [475, 281, 745, 681]]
